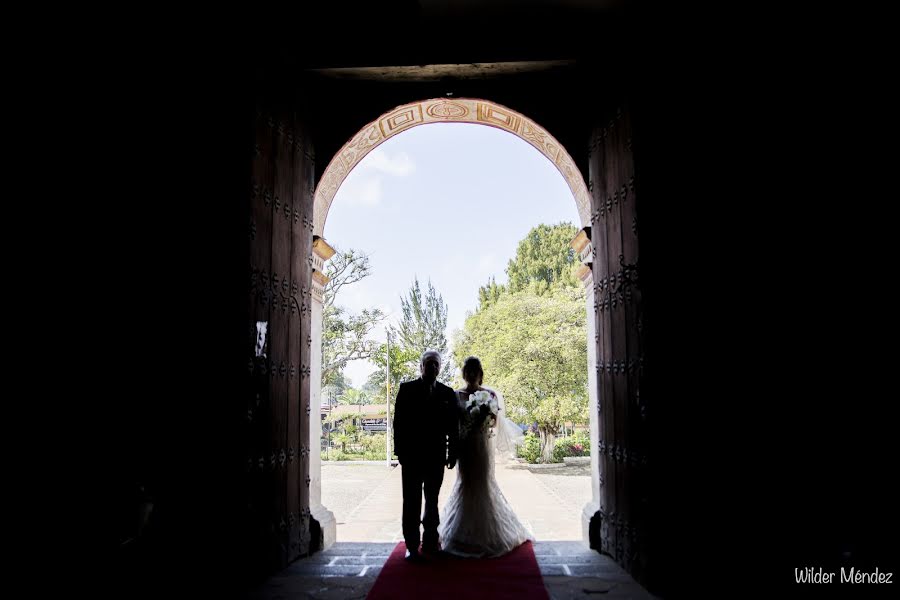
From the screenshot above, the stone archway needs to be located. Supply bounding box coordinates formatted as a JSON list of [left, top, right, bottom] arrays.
[[306, 98, 601, 550], [313, 98, 591, 236]]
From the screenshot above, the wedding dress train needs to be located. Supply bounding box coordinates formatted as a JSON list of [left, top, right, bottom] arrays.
[[438, 388, 532, 558]]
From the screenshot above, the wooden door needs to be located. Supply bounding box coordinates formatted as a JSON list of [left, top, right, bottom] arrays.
[[589, 103, 647, 580], [247, 91, 315, 572]]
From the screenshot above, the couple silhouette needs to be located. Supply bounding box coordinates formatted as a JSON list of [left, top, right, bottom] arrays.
[[392, 351, 530, 562]]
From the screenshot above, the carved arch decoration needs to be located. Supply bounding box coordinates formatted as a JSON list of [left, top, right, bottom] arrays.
[[313, 98, 591, 235]]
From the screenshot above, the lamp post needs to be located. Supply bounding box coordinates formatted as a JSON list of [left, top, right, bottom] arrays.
[[385, 330, 391, 467]]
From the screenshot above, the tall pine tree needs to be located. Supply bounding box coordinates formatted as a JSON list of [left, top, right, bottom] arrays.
[[392, 277, 453, 383]]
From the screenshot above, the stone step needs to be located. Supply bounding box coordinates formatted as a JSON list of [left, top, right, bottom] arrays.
[[280, 541, 631, 579]]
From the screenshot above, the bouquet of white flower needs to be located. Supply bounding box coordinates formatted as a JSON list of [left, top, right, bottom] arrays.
[[466, 390, 499, 430]]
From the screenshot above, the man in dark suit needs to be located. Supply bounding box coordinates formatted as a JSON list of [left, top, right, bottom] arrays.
[[392, 349, 459, 562]]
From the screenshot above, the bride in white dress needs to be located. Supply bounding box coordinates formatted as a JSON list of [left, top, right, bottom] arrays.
[[438, 356, 533, 558]]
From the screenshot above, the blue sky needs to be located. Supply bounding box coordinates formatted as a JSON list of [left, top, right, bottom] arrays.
[[324, 122, 582, 387]]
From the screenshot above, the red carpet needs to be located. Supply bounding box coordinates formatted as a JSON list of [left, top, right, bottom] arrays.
[[366, 541, 549, 600]]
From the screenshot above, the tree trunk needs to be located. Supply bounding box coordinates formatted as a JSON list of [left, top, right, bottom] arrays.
[[538, 426, 557, 463]]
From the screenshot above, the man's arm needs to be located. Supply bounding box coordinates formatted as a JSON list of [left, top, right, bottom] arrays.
[[446, 389, 459, 469], [392, 383, 406, 461]]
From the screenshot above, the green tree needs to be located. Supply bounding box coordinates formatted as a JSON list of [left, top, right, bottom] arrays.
[[361, 375, 383, 400], [454, 287, 588, 463], [505, 222, 580, 295], [322, 247, 385, 387], [477, 276, 507, 311], [392, 277, 453, 383], [332, 432, 352, 453], [322, 373, 350, 405], [342, 387, 372, 406], [366, 341, 419, 413]]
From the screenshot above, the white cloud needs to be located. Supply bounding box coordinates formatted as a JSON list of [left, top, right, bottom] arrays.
[[338, 175, 383, 207], [364, 149, 415, 177], [331, 149, 414, 210]]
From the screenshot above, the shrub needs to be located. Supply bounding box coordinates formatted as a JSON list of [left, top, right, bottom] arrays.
[[517, 431, 542, 463], [552, 432, 591, 462]]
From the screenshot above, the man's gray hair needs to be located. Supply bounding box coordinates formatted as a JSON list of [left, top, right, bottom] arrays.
[[420, 349, 442, 364]]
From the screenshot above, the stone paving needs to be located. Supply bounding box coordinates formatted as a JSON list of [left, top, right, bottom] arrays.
[[248, 462, 656, 599], [323, 461, 590, 542], [249, 540, 656, 600]]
